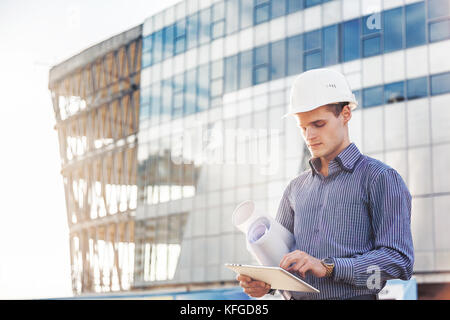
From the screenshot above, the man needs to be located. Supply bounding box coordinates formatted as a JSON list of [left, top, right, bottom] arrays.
[[237, 68, 414, 300]]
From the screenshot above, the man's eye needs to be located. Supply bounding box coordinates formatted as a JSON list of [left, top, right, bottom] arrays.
[[315, 123, 325, 127]]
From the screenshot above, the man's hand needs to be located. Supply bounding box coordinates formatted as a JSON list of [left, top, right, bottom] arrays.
[[236, 274, 271, 298], [279, 250, 327, 278]]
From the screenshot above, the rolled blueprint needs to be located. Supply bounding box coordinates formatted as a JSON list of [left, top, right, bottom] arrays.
[[232, 200, 295, 267]]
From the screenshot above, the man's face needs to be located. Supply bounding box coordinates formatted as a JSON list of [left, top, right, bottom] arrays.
[[294, 105, 351, 159]]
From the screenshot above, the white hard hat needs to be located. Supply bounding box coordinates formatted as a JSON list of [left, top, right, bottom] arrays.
[[282, 68, 358, 118]]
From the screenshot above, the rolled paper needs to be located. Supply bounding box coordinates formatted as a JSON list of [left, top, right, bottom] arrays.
[[232, 200, 295, 267]]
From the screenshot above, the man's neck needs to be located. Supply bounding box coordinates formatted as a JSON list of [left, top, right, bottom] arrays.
[[319, 140, 351, 177]]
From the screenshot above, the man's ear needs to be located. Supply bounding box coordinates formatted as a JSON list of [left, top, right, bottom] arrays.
[[341, 104, 352, 125]]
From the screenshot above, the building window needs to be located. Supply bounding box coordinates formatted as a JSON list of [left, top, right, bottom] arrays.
[[428, 0, 450, 19], [142, 34, 153, 68], [239, 50, 253, 89], [323, 24, 338, 66], [172, 74, 184, 119], [429, 20, 450, 42], [271, 0, 287, 19], [305, 0, 321, 8], [362, 13, 381, 57], [212, 2, 226, 39], [304, 51, 321, 71], [363, 85, 383, 108], [270, 39, 286, 80], [407, 77, 428, 100], [287, 34, 303, 76], [288, 0, 303, 13], [405, 2, 426, 48], [210, 60, 224, 102], [153, 29, 163, 64], [384, 81, 405, 104], [226, 0, 240, 35], [342, 18, 361, 62], [253, 44, 269, 84], [383, 7, 404, 53], [186, 13, 199, 50], [225, 55, 239, 93], [161, 79, 173, 121], [163, 25, 174, 60], [197, 64, 210, 111], [255, 0, 270, 25], [151, 82, 161, 124], [241, 0, 254, 29], [175, 19, 186, 55], [431, 72, 450, 96], [185, 69, 197, 115], [199, 7, 211, 45]]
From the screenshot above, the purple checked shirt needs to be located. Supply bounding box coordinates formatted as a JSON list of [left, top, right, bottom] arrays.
[[276, 143, 414, 300]]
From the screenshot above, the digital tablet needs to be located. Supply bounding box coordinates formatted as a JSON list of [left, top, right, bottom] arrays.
[[225, 263, 320, 293]]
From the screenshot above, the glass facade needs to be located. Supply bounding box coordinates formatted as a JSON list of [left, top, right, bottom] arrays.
[[50, 0, 450, 297]]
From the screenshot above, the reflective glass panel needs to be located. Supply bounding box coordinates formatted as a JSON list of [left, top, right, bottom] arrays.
[[384, 81, 405, 104], [407, 77, 428, 100], [363, 85, 383, 108]]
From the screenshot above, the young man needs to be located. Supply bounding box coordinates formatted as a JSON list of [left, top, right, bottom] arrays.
[[237, 68, 414, 300]]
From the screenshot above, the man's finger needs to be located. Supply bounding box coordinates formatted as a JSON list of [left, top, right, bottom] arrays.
[[237, 274, 252, 282], [297, 262, 311, 278]]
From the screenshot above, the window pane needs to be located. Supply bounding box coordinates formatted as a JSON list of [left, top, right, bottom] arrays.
[[288, 0, 303, 13], [363, 86, 383, 108], [173, 92, 183, 118], [363, 13, 381, 35], [323, 25, 338, 66], [271, 39, 286, 80], [304, 51, 322, 71], [239, 50, 253, 89], [161, 79, 173, 117], [227, 0, 240, 34], [383, 7, 403, 53], [254, 44, 269, 65], [213, 2, 225, 21], [185, 69, 197, 115], [151, 82, 161, 116], [287, 34, 303, 76], [384, 81, 405, 104], [431, 72, 450, 96], [187, 13, 199, 50], [304, 30, 321, 51], [240, 0, 254, 29], [407, 77, 428, 100], [211, 78, 223, 97], [353, 89, 362, 106], [342, 19, 361, 62], [429, 19, 450, 42], [254, 65, 269, 84], [255, 4, 270, 24], [406, 2, 426, 48], [225, 55, 239, 93], [153, 29, 163, 64], [212, 20, 225, 39], [197, 64, 210, 111], [175, 37, 186, 55], [164, 25, 174, 59], [142, 51, 152, 68], [305, 0, 321, 8], [363, 35, 381, 57], [428, 0, 450, 19], [176, 19, 186, 38], [143, 34, 153, 52], [272, 0, 286, 19], [211, 60, 224, 79], [199, 8, 211, 44]]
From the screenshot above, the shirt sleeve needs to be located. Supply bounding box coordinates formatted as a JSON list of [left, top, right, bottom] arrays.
[[275, 180, 295, 234], [332, 168, 415, 288]]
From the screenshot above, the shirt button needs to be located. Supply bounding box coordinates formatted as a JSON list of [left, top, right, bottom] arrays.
[[314, 228, 319, 233]]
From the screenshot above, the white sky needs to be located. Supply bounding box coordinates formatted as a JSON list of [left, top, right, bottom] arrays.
[[0, 0, 181, 299]]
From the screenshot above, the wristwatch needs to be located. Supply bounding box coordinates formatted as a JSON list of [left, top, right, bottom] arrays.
[[321, 258, 335, 277]]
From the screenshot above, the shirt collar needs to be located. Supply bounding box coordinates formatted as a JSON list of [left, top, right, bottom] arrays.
[[308, 143, 362, 176]]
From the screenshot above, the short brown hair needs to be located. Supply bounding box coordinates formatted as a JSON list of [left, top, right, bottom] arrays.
[[326, 102, 349, 117]]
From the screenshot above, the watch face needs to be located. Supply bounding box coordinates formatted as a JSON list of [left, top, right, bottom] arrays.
[[324, 258, 334, 266]]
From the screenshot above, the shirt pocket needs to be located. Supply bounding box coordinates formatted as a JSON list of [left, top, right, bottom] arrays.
[[325, 202, 371, 247]]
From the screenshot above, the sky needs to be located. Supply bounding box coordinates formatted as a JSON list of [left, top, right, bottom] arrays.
[[0, 0, 181, 299]]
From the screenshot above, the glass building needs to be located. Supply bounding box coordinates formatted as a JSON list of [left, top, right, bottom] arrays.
[[49, 0, 450, 299]]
